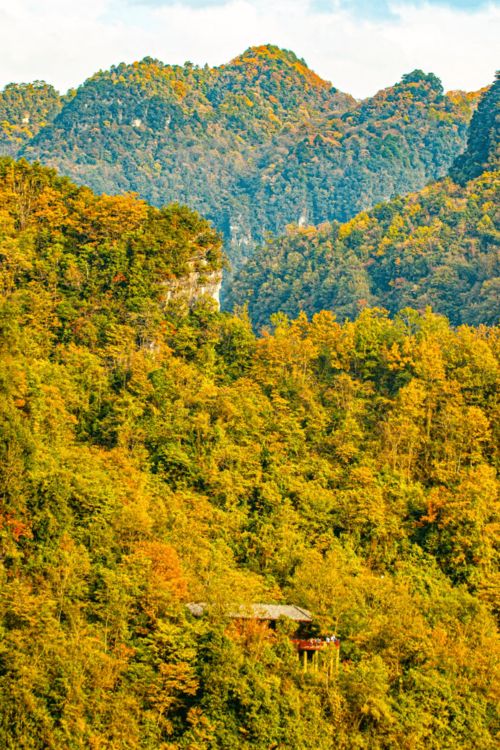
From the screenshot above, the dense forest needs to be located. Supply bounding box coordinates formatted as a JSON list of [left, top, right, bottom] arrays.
[[0, 157, 498, 749], [0, 46, 481, 272], [451, 71, 500, 184], [0, 82, 63, 157], [227, 75, 499, 330]]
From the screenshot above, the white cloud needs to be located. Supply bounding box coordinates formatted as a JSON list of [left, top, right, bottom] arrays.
[[0, 0, 498, 96]]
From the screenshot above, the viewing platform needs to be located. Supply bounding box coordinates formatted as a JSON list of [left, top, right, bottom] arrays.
[[187, 602, 341, 673], [291, 637, 340, 652]]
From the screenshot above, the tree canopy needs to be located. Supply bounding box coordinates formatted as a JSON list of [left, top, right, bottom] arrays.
[[0, 158, 498, 749]]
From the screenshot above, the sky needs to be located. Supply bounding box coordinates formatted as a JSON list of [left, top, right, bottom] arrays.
[[0, 1, 498, 98]]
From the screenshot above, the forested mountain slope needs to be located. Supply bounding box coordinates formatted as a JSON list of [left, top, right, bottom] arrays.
[[0, 158, 499, 749], [0, 82, 62, 157], [227, 77, 499, 329], [451, 71, 500, 184], [0, 47, 479, 267]]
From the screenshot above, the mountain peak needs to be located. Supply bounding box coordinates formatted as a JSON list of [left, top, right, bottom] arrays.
[[227, 45, 331, 89], [399, 69, 444, 94], [232, 45, 306, 66]]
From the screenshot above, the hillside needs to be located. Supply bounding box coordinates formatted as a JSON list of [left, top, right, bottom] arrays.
[[451, 71, 500, 184], [227, 78, 499, 330], [0, 158, 499, 749], [0, 47, 480, 271], [0, 82, 62, 157]]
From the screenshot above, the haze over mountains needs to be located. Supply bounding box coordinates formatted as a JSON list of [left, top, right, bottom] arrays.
[[0, 46, 481, 272]]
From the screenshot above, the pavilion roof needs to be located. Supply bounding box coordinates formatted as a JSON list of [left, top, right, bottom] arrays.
[[187, 602, 312, 622]]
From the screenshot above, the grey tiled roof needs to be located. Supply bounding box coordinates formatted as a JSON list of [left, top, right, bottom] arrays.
[[186, 602, 312, 622]]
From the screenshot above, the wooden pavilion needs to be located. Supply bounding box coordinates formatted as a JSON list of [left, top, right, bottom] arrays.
[[187, 602, 340, 671]]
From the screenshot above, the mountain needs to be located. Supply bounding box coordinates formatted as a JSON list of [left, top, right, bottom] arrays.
[[0, 48, 480, 273], [0, 81, 62, 156], [16, 47, 353, 265], [451, 71, 500, 184], [0, 157, 498, 749], [227, 77, 499, 329]]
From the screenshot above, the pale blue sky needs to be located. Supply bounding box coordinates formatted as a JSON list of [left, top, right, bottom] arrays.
[[1, 1, 498, 97], [130, 0, 492, 10]]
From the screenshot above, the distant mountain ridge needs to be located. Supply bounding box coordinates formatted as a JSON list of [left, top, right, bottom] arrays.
[[226, 76, 499, 329], [0, 46, 481, 275]]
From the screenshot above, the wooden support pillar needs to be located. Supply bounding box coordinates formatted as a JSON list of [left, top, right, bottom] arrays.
[[302, 649, 307, 673]]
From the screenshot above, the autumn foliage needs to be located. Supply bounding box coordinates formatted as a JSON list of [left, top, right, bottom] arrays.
[[0, 159, 498, 748]]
